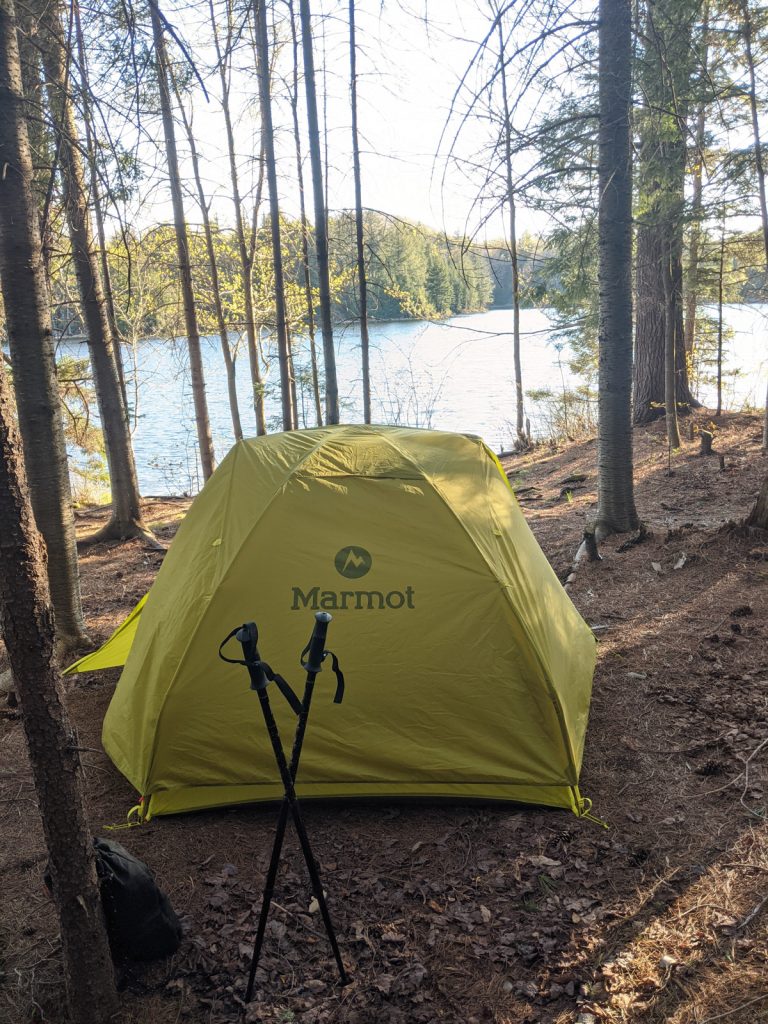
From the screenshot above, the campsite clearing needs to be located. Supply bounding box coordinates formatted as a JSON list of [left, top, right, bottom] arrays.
[[1, 412, 767, 1024]]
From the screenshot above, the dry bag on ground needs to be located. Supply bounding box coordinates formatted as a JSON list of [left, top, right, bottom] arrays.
[[95, 837, 182, 962], [45, 837, 182, 963]]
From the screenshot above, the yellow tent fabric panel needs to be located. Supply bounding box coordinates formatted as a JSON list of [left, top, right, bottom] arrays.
[[73, 426, 596, 819], [64, 594, 147, 675]]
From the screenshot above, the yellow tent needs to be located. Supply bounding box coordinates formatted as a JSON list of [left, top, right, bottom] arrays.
[[68, 425, 596, 819]]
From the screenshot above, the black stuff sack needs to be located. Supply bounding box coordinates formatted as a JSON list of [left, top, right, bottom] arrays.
[[45, 837, 182, 963]]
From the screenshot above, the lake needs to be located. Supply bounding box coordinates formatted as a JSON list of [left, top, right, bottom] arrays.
[[59, 305, 766, 496]]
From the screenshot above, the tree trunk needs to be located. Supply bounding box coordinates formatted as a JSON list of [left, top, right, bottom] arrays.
[[174, 80, 243, 442], [634, 223, 698, 424], [0, 0, 88, 652], [211, 0, 265, 435], [288, 0, 322, 427], [717, 225, 724, 417], [35, 0, 157, 546], [634, 222, 666, 423], [741, 0, 768, 453], [663, 244, 681, 450], [684, 104, 706, 356], [299, 0, 339, 425], [683, 2, 709, 357], [16, 6, 54, 270], [254, 0, 295, 431], [0, 356, 118, 1024], [72, 0, 128, 418], [633, 0, 699, 424], [0, 362, 118, 1022], [496, 15, 525, 445], [349, 0, 371, 424], [0, 22, 116, 1024], [747, 475, 768, 530], [149, 0, 215, 481], [596, 0, 638, 536]]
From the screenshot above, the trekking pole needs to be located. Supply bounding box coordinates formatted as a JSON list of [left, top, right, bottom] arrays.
[[243, 612, 347, 998], [221, 615, 349, 995]]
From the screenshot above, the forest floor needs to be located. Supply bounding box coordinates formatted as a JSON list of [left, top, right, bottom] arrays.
[[1, 411, 767, 1024]]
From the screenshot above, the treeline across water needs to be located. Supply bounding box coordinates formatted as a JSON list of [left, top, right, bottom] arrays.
[[51, 213, 552, 343]]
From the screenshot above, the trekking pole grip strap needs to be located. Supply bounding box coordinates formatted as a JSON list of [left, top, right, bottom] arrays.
[[218, 623, 303, 715]]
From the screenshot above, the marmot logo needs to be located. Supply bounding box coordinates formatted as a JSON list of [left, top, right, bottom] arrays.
[[335, 546, 372, 579]]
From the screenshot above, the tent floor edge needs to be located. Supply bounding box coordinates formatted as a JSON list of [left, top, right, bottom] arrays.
[[141, 780, 590, 818]]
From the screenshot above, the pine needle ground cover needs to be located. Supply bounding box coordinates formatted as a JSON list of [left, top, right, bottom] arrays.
[[0, 412, 766, 1024]]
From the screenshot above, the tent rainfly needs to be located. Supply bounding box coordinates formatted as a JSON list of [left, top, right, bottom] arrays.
[[67, 425, 597, 820]]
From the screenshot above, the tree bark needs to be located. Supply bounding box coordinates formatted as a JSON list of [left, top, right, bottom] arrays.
[[633, 0, 699, 424], [16, 5, 54, 271], [0, 22, 116, 1022], [497, 14, 525, 445], [596, 0, 639, 536], [349, 0, 371, 424], [174, 81, 244, 443], [634, 224, 698, 426], [717, 225, 724, 417], [0, 0, 88, 652], [72, 0, 129, 417], [254, 0, 295, 431], [741, 0, 768, 453], [663, 244, 681, 449], [299, 0, 339, 425], [288, 0, 322, 426], [35, 0, 157, 546], [0, 365, 118, 1022], [634, 222, 666, 423], [683, 2, 709, 357], [746, 475, 768, 530], [149, 0, 215, 480], [0, 357, 118, 1024], [211, 0, 266, 435]]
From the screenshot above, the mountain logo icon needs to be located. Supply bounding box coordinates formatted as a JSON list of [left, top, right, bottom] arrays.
[[334, 546, 373, 579]]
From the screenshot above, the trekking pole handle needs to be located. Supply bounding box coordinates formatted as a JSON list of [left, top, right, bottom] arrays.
[[235, 622, 268, 691], [304, 612, 332, 675]]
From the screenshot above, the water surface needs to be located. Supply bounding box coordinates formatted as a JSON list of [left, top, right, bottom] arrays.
[[59, 305, 766, 496]]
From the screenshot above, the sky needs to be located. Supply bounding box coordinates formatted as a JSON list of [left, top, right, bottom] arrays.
[[118, 0, 542, 242]]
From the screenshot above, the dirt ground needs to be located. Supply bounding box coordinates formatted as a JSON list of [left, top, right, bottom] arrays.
[[1, 412, 767, 1024]]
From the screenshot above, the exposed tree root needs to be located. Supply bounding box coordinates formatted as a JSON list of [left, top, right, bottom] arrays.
[[565, 527, 602, 589], [566, 519, 649, 589], [78, 517, 165, 551], [617, 523, 652, 552], [55, 630, 92, 665], [746, 475, 768, 531]]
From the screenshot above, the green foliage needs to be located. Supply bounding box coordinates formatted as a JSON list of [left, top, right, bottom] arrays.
[[526, 384, 598, 443], [56, 356, 109, 505], [102, 212, 497, 344], [331, 213, 493, 320], [538, 216, 599, 379], [482, 233, 550, 308]]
